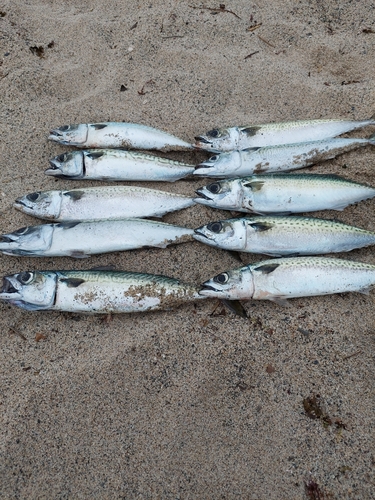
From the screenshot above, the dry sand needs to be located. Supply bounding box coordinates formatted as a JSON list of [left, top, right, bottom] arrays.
[[1, 0, 375, 498]]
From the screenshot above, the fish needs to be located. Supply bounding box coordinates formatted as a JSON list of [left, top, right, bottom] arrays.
[[0, 219, 194, 258], [193, 215, 375, 256], [193, 135, 375, 177], [46, 149, 195, 182], [48, 122, 192, 151], [14, 186, 195, 221], [0, 269, 203, 312], [199, 256, 375, 304], [194, 174, 375, 214], [194, 116, 375, 152]]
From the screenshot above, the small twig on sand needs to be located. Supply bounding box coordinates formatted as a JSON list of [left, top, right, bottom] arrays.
[[189, 4, 241, 20], [9, 326, 27, 341], [244, 50, 259, 60], [257, 34, 275, 48], [342, 350, 362, 360], [246, 23, 262, 32]]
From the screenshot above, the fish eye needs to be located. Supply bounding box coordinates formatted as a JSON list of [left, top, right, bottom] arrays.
[[207, 183, 221, 194], [17, 271, 34, 285], [14, 226, 30, 235], [56, 153, 67, 162], [26, 192, 40, 202], [209, 155, 218, 162], [207, 222, 223, 233], [214, 272, 229, 284], [59, 125, 70, 131], [207, 129, 220, 138]]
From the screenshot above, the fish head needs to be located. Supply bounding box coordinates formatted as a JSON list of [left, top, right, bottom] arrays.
[[199, 266, 253, 300], [194, 127, 238, 152], [194, 179, 243, 210], [193, 151, 241, 177], [48, 124, 88, 145], [14, 190, 62, 220], [0, 271, 57, 310], [0, 225, 54, 255], [46, 151, 83, 178], [194, 219, 246, 251]]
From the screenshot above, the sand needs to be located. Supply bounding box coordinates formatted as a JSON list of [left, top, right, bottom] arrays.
[[1, 0, 375, 498]]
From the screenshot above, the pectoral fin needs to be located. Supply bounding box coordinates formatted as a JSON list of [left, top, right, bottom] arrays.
[[243, 180, 264, 192], [249, 221, 273, 232], [221, 299, 248, 318], [269, 296, 291, 307], [60, 277, 85, 287], [253, 263, 280, 274], [70, 251, 89, 258]]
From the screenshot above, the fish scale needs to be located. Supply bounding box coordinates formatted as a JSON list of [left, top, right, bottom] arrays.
[[195, 173, 375, 214], [14, 186, 195, 221], [200, 256, 375, 304], [46, 149, 195, 182], [0, 270, 204, 313], [194, 116, 375, 151], [0, 219, 194, 257], [49, 122, 193, 151], [193, 136, 375, 177], [193, 216, 375, 256]]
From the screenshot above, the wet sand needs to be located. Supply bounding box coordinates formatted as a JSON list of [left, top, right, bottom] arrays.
[[1, 1, 375, 498]]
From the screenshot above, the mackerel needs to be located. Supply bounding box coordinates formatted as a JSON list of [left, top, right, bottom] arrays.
[[14, 186, 195, 221], [195, 174, 375, 214], [48, 122, 192, 151], [194, 216, 375, 256], [0, 219, 194, 258], [200, 256, 375, 304], [46, 149, 195, 182], [194, 116, 375, 152], [0, 270, 203, 313], [194, 135, 375, 177]]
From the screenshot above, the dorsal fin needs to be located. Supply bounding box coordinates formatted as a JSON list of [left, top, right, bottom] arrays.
[[89, 265, 117, 271]]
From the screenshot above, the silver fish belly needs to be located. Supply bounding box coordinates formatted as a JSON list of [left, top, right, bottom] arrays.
[[200, 257, 375, 303], [194, 116, 375, 152], [194, 174, 375, 214], [0, 219, 194, 258], [193, 216, 375, 256], [14, 186, 195, 221], [194, 136, 375, 177], [48, 122, 192, 151], [46, 149, 195, 182], [0, 270, 203, 313]]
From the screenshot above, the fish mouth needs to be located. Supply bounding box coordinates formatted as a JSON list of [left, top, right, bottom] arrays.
[[194, 162, 213, 171], [195, 189, 212, 201], [193, 228, 209, 239], [48, 129, 63, 141], [13, 198, 29, 209], [0, 234, 15, 244], [199, 283, 221, 294], [194, 136, 212, 145], [45, 160, 63, 177], [1, 276, 19, 295]]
